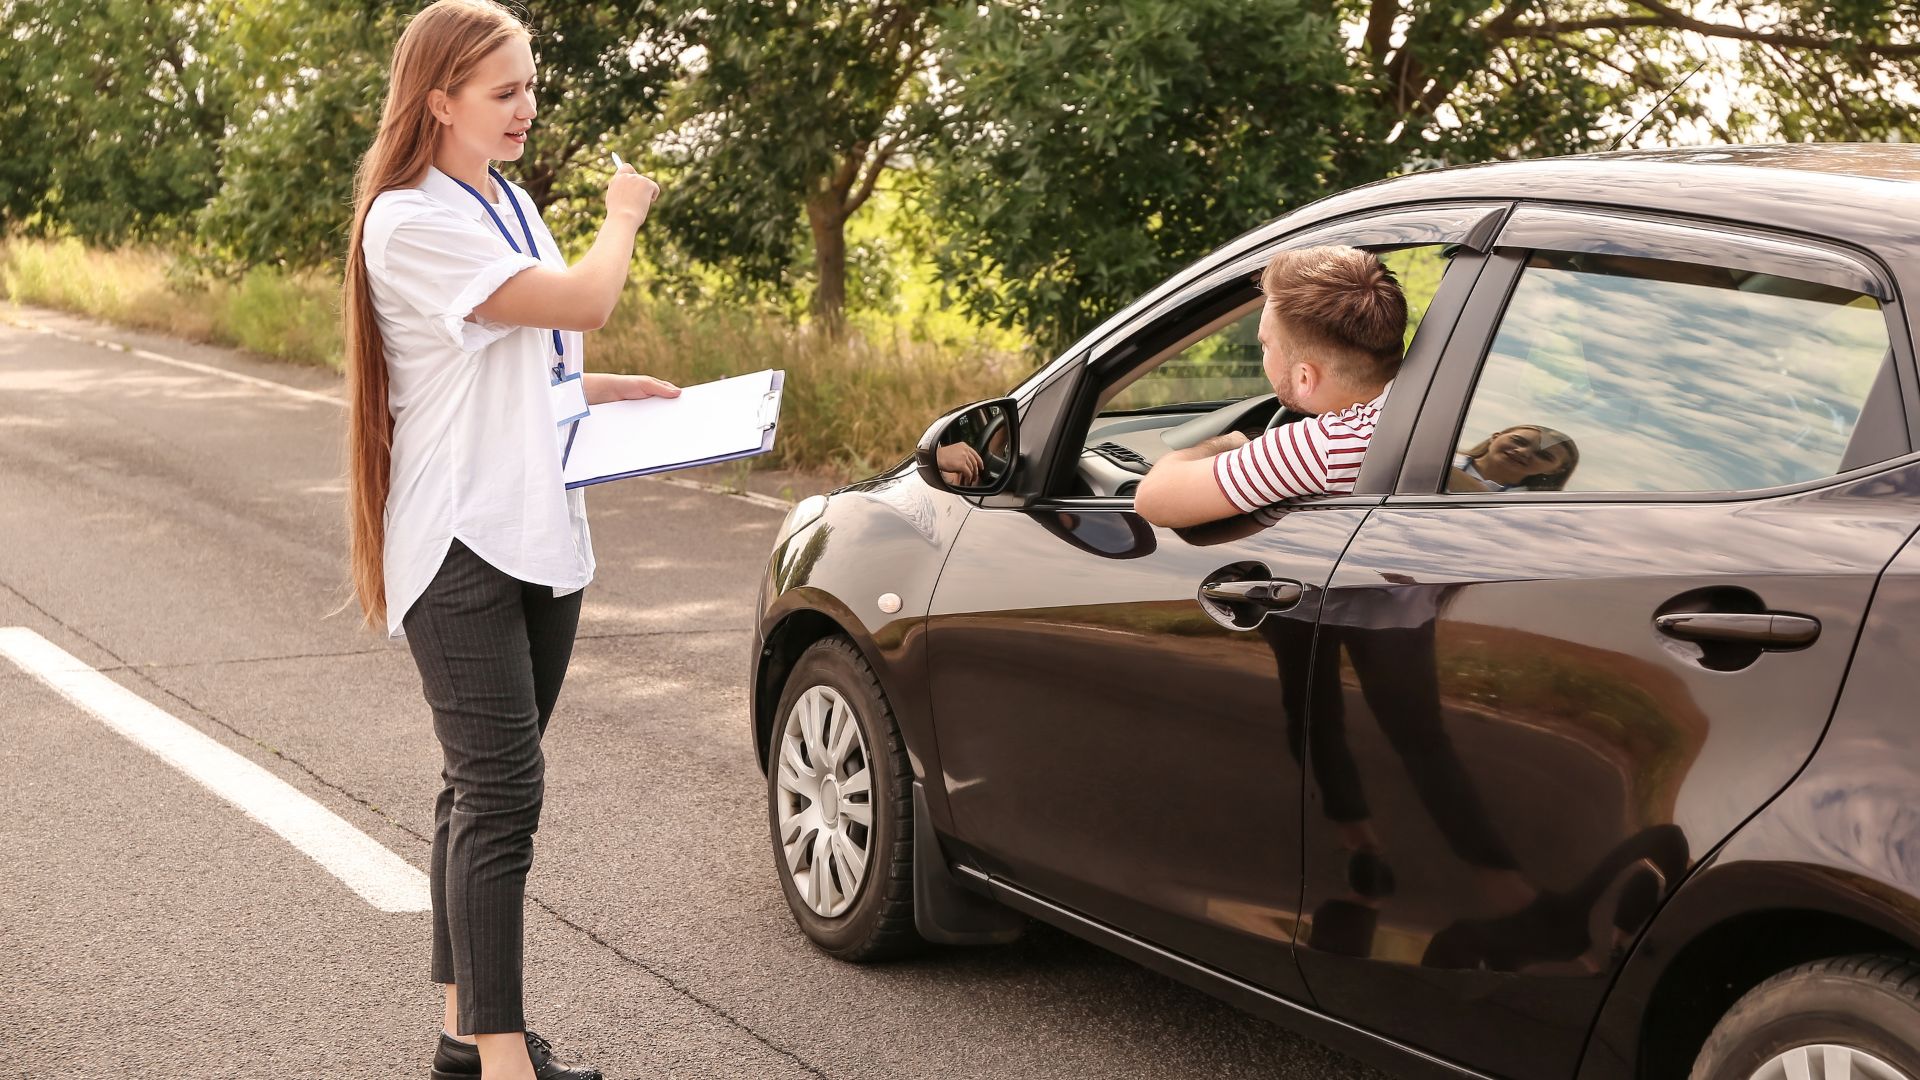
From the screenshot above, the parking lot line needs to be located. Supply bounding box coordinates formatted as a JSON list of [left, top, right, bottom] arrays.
[[0, 627, 430, 912]]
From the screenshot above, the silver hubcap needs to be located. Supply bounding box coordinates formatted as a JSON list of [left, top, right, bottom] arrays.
[[775, 685, 873, 918], [1750, 1045, 1911, 1080]]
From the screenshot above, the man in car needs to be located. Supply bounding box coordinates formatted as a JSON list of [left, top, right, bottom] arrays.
[[1135, 245, 1408, 527]]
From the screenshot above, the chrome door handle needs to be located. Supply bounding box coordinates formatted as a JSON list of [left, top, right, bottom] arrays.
[[1654, 612, 1820, 648], [1199, 579, 1303, 609]]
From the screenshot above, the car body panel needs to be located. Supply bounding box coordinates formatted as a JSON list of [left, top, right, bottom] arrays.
[[925, 500, 1378, 998], [752, 465, 976, 828], [1296, 463, 1920, 1079], [1579, 510, 1920, 1079], [914, 197, 1513, 997]]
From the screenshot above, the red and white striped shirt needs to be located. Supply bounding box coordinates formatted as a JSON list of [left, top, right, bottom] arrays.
[[1212, 384, 1390, 513]]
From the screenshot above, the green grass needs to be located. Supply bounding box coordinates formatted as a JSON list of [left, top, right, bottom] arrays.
[[1, 236, 1031, 478]]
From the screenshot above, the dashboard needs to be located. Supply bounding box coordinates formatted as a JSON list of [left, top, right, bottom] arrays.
[[1074, 394, 1293, 498]]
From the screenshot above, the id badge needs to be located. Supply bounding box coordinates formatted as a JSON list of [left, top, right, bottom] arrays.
[[548, 366, 589, 427]]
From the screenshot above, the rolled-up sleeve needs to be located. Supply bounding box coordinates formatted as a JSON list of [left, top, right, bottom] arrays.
[[366, 204, 541, 353]]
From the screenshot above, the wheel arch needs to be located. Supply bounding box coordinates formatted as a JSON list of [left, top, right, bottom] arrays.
[[1582, 860, 1920, 1079], [1634, 906, 1912, 1079], [753, 600, 891, 773]]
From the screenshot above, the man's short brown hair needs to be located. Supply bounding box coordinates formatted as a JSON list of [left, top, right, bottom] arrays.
[[1260, 245, 1408, 382]]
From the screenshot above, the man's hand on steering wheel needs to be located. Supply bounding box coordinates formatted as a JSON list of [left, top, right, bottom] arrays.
[[980, 412, 1013, 473]]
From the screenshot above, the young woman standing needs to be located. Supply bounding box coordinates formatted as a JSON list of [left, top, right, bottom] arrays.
[[342, 3, 675, 1077]]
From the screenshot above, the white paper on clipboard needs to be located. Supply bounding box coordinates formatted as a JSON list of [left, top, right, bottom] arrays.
[[561, 368, 784, 489]]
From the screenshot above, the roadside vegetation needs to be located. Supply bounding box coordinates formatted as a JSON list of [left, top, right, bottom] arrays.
[[6, 1, 1919, 476], [0, 236, 1023, 478]]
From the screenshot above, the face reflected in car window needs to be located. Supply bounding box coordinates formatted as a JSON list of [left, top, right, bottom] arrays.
[[1449, 426, 1581, 492]]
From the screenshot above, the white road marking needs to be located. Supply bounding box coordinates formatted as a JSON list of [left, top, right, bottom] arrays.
[[0, 627, 431, 912], [2, 313, 345, 407], [1, 309, 795, 511], [128, 344, 347, 407]]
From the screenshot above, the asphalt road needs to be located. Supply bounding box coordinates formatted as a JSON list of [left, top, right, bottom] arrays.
[[0, 302, 1386, 1080]]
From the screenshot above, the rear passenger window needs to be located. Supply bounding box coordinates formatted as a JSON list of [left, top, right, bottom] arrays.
[[1446, 251, 1894, 494]]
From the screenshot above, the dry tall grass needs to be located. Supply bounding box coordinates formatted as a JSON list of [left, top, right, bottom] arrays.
[[1, 237, 344, 367], [592, 295, 1026, 474], [2, 237, 1031, 476]]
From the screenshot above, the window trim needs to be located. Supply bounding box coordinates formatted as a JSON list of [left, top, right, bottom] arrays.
[[1498, 205, 1893, 300], [1384, 449, 1920, 508], [1016, 202, 1514, 507], [1397, 209, 1918, 503], [1086, 201, 1511, 371]]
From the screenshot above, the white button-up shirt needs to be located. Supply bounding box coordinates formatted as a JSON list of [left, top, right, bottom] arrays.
[[361, 165, 594, 638]]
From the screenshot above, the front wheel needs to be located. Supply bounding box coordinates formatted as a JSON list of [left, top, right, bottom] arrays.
[[766, 637, 920, 961], [1690, 954, 1920, 1079]]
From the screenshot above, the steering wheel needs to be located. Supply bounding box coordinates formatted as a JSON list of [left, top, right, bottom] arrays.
[[1208, 392, 1297, 438], [980, 409, 1013, 475], [1262, 394, 1306, 434]]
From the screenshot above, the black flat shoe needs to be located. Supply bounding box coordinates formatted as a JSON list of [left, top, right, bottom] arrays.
[[430, 1030, 603, 1080]]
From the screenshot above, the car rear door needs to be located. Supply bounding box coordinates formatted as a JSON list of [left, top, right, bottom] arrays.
[[1290, 205, 1920, 1079], [924, 204, 1506, 1001]]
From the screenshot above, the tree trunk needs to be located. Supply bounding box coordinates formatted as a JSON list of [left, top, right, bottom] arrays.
[[805, 191, 848, 336]]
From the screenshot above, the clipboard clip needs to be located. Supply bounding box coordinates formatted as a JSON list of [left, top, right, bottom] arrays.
[[756, 389, 781, 430]]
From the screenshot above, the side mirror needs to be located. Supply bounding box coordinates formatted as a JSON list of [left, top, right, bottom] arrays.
[[915, 398, 1020, 496]]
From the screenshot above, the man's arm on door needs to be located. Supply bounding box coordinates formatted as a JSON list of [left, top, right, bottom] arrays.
[[1135, 433, 1248, 528]]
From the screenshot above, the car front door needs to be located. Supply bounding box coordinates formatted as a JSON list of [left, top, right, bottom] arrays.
[[924, 204, 1506, 999], [1291, 206, 1920, 1078]]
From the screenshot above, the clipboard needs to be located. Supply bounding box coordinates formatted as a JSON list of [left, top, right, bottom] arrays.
[[561, 369, 784, 490]]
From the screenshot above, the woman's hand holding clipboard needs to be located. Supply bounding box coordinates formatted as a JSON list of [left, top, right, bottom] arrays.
[[561, 369, 785, 490]]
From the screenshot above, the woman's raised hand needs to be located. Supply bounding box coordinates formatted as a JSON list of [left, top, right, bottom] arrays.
[[607, 161, 661, 229]]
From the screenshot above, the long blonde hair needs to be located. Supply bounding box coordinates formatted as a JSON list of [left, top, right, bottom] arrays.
[[344, 0, 531, 628]]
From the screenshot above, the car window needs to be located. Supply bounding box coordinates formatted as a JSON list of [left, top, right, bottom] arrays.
[[1101, 303, 1266, 412], [1445, 251, 1894, 494], [1103, 245, 1450, 414]]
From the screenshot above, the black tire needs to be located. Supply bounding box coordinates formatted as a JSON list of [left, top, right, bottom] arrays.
[[1690, 954, 1920, 1079], [766, 636, 920, 961]]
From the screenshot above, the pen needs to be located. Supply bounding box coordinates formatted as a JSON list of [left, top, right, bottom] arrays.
[[612, 150, 656, 202]]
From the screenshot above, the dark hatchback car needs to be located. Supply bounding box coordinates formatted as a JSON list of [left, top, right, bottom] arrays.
[[749, 146, 1920, 1080]]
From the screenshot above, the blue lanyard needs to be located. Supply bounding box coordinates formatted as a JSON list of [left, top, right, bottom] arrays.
[[447, 166, 566, 375]]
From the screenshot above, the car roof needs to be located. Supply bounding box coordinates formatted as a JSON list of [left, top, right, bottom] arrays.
[[1279, 143, 1920, 247], [1572, 142, 1920, 183]]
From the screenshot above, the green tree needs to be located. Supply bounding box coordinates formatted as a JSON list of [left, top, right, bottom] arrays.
[[924, 0, 1359, 350], [1361, 0, 1920, 164], [194, 0, 680, 271], [0, 0, 235, 243], [191, 0, 398, 270], [651, 0, 949, 333], [928, 0, 1920, 350], [1483, 0, 1920, 146]]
